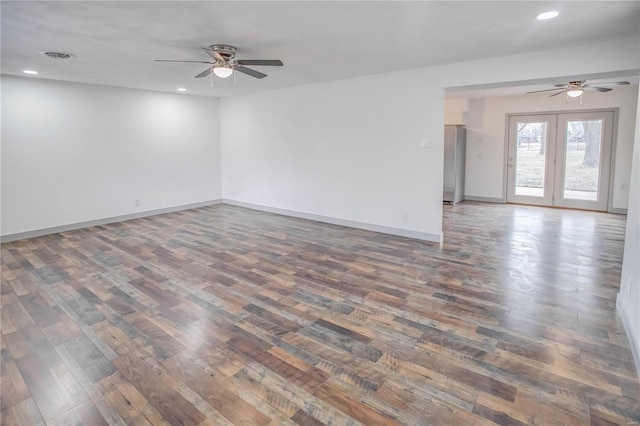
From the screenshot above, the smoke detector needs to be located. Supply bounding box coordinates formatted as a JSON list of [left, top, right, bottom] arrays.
[[40, 51, 75, 60]]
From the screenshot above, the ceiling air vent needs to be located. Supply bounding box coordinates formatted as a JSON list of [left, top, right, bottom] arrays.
[[40, 51, 75, 60]]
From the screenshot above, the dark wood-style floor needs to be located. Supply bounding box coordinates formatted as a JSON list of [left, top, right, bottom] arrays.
[[1, 202, 639, 425]]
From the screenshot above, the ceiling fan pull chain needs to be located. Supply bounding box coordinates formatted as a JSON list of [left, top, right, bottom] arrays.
[[210, 69, 214, 86]]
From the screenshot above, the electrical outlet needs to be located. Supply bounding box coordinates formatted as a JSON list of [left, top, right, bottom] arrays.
[[134, 198, 141, 207], [401, 212, 409, 222], [621, 183, 627, 191], [477, 153, 483, 159], [233, 189, 237, 196]]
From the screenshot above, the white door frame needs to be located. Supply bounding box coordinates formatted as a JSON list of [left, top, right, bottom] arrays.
[[502, 108, 626, 214], [503, 108, 619, 212]]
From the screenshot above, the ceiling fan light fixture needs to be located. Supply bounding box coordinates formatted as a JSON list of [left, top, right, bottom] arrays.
[[536, 11, 559, 20], [567, 89, 583, 98], [213, 65, 233, 78]]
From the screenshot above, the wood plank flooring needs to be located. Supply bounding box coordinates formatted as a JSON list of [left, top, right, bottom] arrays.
[[1, 202, 639, 425]]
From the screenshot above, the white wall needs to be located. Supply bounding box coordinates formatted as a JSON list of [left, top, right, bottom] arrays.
[[445, 86, 639, 209], [619, 84, 640, 371], [2, 38, 636, 242], [221, 37, 639, 241], [221, 69, 444, 240], [1, 76, 222, 236]]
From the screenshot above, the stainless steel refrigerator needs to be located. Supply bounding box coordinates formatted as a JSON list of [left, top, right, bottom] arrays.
[[443, 125, 466, 204]]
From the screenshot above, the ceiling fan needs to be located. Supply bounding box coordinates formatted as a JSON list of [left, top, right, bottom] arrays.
[[155, 44, 283, 81], [527, 80, 630, 101]]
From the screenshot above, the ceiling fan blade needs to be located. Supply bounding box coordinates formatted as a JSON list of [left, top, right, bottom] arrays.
[[584, 81, 630, 87], [549, 90, 566, 97], [237, 59, 283, 66], [201, 48, 225, 62], [195, 67, 212, 78], [527, 87, 568, 94], [583, 86, 612, 93], [235, 65, 267, 79], [155, 59, 215, 64]]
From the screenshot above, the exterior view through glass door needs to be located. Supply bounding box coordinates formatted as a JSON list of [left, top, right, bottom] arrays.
[[507, 110, 614, 211]]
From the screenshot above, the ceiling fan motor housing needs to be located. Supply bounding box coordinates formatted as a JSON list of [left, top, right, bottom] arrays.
[[208, 44, 237, 62]]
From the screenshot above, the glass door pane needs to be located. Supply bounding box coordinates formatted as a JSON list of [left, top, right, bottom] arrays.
[[562, 120, 603, 202], [554, 111, 613, 211], [515, 121, 548, 197], [506, 114, 556, 207]]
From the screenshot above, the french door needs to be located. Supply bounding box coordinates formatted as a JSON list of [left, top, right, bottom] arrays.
[[506, 111, 614, 211]]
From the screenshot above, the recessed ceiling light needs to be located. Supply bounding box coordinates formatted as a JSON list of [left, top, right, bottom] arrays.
[[23, 70, 38, 75], [177, 88, 187, 92], [536, 11, 559, 20]]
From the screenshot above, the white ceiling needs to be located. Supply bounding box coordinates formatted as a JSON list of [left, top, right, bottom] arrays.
[[2, 1, 639, 98], [446, 75, 640, 99]]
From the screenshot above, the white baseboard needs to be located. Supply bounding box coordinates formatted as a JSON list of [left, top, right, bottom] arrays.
[[462, 196, 627, 214], [2, 198, 441, 244], [608, 207, 628, 215], [223, 199, 441, 243], [617, 294, 640, 383], [463, 195, 505, 203], [1, 199, 223, 243]]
